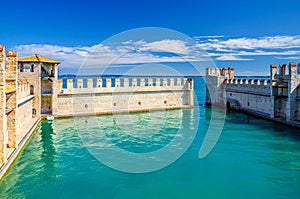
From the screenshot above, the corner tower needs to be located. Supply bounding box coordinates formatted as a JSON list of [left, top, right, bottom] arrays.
[[206, 67, 234, 105]]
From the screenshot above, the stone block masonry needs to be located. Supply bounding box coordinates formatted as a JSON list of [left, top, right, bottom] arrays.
[[0, 45, 7, 163], [206, 63, 300, 127], [54, 77, 194, 117], [5, 51, 18, 148]]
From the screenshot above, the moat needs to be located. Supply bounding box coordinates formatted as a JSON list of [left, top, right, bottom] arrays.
[[0, 78, 299, 198]]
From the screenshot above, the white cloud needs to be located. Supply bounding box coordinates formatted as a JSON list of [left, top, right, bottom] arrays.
[[274, 56, 300, 60], [140, 40, 191, 54], [15, 40, 202, 69], [194, 35, 300, 60], [216, 55, 252, 61], [197, 35, 300, 50], [211, 50, 300, 57], [194, 35, 224, 39], [14, 35, 300, 72]]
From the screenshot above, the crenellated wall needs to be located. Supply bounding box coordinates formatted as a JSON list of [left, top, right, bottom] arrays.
[[53, 77, 194, 117], [270, 62, 300, 122], [0, 45, 195, 178], [222, 78, 273, 117], [206, 63, 300, 127], [206, 67, 234, 105], [223, 79, 271, 95]]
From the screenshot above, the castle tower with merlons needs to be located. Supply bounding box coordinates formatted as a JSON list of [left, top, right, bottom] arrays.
[[206, 63, 300, 127]]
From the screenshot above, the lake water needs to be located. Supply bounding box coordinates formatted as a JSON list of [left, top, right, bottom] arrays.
[[0, 78, 299, 198]]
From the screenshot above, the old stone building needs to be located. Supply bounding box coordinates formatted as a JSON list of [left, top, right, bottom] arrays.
[[18, 54, 60, 116]]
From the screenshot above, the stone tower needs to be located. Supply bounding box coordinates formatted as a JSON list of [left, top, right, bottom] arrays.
[[18, 54, 60, 116], [270, 62, 300, 123], [0, 45, 7, 162], [206, 67, 234, 105], [5, 51, 18, 148], [287, 62, 299, 122]]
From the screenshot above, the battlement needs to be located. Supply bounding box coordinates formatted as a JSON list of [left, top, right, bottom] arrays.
[[270, 62, 300, 80], [223, 78, 271, 95], [58, 77, 192, 94], [206, 67, 235, 79], [6, 51, 17, 57]]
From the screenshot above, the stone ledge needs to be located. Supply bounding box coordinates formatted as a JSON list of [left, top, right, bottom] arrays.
[[17, 95, 34, 107]]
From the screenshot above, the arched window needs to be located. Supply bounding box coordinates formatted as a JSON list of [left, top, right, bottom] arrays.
[[32, 109, 36, 115], [30, 85, 34, 95]]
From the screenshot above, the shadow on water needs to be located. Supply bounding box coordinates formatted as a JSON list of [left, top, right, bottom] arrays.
[[40, 121, 57, 168], [222, 107, 300, 142]]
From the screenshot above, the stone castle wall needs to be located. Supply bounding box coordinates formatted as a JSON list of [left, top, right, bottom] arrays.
[[206, 63, 300, 127], [54, 77, 194, 116]]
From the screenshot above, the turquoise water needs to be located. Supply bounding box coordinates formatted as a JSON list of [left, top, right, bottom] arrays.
[[0, 78, 300, 198]]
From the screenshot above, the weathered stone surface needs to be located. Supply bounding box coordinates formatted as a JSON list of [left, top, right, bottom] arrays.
[[206, 63, 300, 127], [54, 77, 194, 117]]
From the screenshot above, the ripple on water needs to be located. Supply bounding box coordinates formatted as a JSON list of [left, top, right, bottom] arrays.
[[0, 99, 300, 198]]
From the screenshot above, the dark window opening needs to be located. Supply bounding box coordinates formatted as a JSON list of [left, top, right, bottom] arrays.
[[30, 85, 34, 95], [85, 104, 88, 108], [138, 101, 141, 105], [30, 64, 34, 72], [32, 109, 36, 115], [247, 102, 250, 106], [20, 64, 24, 72], [164, 100, 167, 104], [226, 101, 231, 109]]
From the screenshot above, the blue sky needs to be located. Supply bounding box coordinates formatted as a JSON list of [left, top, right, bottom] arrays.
[[2, 0, 300, 75]]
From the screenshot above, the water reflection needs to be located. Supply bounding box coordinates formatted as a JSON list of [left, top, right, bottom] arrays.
[[40, 121, 57, 169], [69, 108, 199, 173]]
